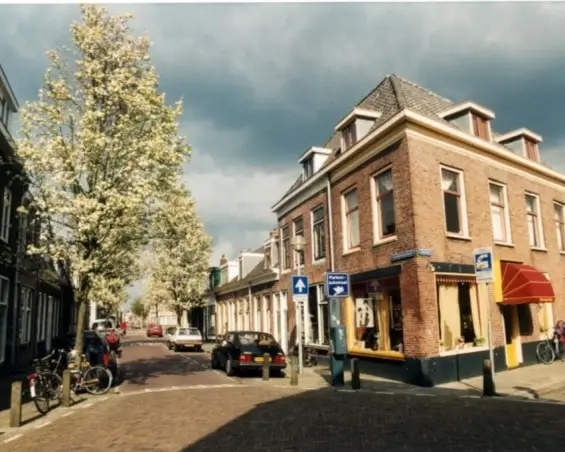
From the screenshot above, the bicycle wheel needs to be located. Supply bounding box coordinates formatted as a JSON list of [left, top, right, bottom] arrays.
[[536, 341, 555, 364], [82, 366, 113, 395], [32, 377, 51, 414], [47, 372, 63, 400]]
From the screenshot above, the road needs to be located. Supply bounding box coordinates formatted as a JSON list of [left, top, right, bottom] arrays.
[[3, 331, 565, 450]]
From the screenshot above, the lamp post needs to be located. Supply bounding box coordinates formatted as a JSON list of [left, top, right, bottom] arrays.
[[290, 235, 307, 374]]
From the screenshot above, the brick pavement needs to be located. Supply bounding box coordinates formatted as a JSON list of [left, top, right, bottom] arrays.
[[3, 384, 565, 451]]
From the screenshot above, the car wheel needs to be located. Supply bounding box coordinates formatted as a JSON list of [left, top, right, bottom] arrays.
[[173, 344, 178, 352], [225, 358, 235, 376]]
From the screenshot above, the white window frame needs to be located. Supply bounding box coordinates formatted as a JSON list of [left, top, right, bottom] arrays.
[[262, 295, 270, 334], [1, 187, 12, 243], [341, 187, 360, 251], [488, 181, 512, 245], [311, 206, 326, 263], [53, 298, 60, 338], [0, 276, 9, 365], [19, 286, 33, 344], [525, 192, 545, 249], [370, 166, 397, 245], [281, 225, 291, 271], [292, 216, 305, 269], [316, 285, 328, 345], [440, 165, 470, 238], [554, 202, 565, 253]]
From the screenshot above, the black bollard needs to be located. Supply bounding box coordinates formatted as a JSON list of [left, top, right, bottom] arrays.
[[483, 359, 496, 397], [351, 358, 361, 390], [262, 353, 270, 380]]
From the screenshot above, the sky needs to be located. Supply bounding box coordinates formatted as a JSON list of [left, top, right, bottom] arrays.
[[2, 3, 565, 301]]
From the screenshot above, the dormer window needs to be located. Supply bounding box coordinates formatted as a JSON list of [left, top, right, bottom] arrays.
[[303, 158, 314, 180], [495, 128, 542, 164], [439, 101, 495, 142], [298, 147, 332, 178], [335, 108, 382, 151]]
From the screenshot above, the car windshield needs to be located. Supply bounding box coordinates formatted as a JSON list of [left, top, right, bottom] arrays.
[[179, 328, 199, 335], [238, 332, 277, 346]]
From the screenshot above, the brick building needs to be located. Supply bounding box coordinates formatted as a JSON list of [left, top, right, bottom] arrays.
[[268, 74, 565, 385]]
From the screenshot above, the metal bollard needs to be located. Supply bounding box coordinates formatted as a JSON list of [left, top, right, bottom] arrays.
[[262, 353, 270, 380], [9, 381, 23, 428], [61, 369, 72, 407], [351, 358, 361, 390], [290, 355, 299, 386], [482, 359, 496, 397]]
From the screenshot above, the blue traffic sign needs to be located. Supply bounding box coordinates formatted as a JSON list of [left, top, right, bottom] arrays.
[[473, 247, 494, 283], [324, 272, 350, 298], [292, 275, 309, 296]]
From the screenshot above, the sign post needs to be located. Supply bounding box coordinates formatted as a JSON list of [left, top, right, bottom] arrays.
[[292, 275, 308, 374], [324, 272, 350, 387], [473, 247, 496, 380]]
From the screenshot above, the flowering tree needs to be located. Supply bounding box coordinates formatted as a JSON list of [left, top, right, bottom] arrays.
[[146, 185, 211, 326], [16, 5, 189, 357]]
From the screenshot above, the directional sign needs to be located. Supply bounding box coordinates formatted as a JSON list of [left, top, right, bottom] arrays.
[[292, 275, 309, 296], [473, 247, 494, 283], [324, 272, 350, 298]]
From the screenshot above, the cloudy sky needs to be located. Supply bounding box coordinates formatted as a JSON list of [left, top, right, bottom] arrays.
[[2, 3, 565, 300]]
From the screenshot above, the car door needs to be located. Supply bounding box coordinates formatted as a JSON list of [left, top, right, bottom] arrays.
[[165, 327, 175, 341], [216, 333, 234, 367]]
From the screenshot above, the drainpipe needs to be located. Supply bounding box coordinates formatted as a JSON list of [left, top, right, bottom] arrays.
[[326, 175, 335, 272]]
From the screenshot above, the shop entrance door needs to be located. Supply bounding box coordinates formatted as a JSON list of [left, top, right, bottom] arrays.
[[501, 304, 520, 368]]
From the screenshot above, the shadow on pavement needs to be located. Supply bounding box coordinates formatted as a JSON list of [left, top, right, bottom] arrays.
[[119, 354, 210, 388], [180, 387, 565, 450]]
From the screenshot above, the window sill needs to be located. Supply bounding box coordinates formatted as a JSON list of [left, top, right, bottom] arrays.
[[439, 345, 488, 357], [342, 247, 361, 256], [530, 247, 547, 253], [373, 236, 397, 247], [445, 233, 472, 241], [494, 241, 514, 248], [312, 258, 326, 266]]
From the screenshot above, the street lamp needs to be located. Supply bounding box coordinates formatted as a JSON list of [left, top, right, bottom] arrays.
[[291, 235, 307, 374]]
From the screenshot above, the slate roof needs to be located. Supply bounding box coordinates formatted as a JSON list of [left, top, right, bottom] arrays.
[[274, 73, 533, 207]]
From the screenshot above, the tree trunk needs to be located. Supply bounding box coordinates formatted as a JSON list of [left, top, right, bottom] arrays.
[[73, 277, 90, 366], [176, 306, 183, 327]]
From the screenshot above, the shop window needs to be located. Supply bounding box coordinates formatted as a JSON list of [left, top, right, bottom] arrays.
[[437, 278, 487, 351], [351, 279, 403, 353], [307, 285, 319, 344], [538, 302, 554, 337]]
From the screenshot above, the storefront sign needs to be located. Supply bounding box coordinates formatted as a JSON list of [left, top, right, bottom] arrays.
[[473, 247, 494, 283], [391, 249, 432, 263]]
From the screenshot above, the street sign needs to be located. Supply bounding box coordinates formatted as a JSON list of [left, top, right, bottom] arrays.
[[292, 275, 309, 296], [473, 247, 494, 283], [324, 272, 350, 298]]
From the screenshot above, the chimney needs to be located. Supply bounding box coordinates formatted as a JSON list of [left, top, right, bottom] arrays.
[[219, 254, 227, 266]]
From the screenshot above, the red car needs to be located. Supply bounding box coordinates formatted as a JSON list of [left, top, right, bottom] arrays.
[[146, 324, 163, 337]]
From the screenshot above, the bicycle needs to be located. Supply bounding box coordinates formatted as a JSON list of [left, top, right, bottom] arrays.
[[27, 349, 65, 414], [303, 345, 318, 367], [65, 350, 113, 395], [536, 332, 565, 364]]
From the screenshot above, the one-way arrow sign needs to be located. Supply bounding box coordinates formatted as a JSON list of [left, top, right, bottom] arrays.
[[292, 275, 309, 296]]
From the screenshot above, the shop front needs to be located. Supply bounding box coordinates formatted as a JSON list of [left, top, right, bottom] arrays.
[[493, 260, 555, 369]]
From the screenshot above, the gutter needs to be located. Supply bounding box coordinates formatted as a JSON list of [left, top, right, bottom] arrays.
[[326, 175, 335, 271]]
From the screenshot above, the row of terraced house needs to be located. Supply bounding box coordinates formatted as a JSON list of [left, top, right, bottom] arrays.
[[211, 74, 565, 386], [0, 64, 76, 377]]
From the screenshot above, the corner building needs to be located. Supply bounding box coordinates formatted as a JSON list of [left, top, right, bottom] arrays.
[[272, 75, 565, 385]]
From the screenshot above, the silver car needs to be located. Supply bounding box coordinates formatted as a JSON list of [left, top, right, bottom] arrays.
[[167, 327, 203, 352]]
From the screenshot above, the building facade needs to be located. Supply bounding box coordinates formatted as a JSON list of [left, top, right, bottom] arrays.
[[266, 74, 565, 385]]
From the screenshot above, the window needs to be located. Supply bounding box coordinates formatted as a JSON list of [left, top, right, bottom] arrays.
[[254, 296, 261, 331], [525, 193, 544, 248], [441, 167, 467, 236], [1, 187, 12, 242], [343, 188, 360, 249], [0, 277, 9, 364], [264, 246, 272, 269], [19, 286, 33, 344], [342, 122, 356, 150], [262, 295, 270, 334], [554, 203, 565, 252], [373, 169, 396, 240], [525, 139, 538, 162], [220, 268, 227, 285], [282, 226, 290, 270], [293, 216, 304, 266], [303, 158, 314, 179], [53, 298, 61, 337], [18, 212, 28, 253], [37, 293, 46, 341], [437, 278, 487, 350], [489, 182, 511, 243], [471, 114, 489, 140], [311, 206, 325, 261]]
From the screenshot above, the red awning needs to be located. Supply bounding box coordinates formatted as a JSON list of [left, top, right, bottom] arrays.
[[501, 262, 555, 304]]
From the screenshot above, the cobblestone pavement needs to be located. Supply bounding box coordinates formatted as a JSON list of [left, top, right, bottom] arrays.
[[4, 384, 565, 451]]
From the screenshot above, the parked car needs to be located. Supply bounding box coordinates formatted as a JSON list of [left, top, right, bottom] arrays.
[[167, 327, 203, 352], [164, 326, 176, 340], [211, 331, 286, 377], [61, 330, 119, 381], [146, 324, 163, 337]]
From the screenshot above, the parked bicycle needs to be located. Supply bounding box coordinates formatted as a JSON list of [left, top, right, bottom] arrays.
[[65, 349, 114, 395], [27, 349, 65, 414], [303, 345, 318, 367], [536, 332, 565, 364]]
